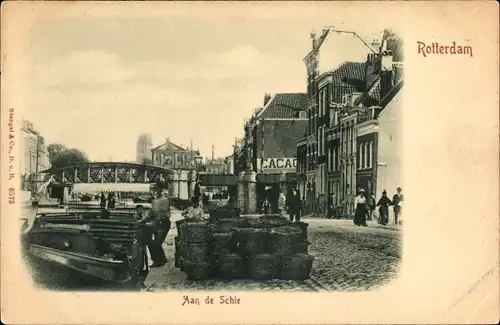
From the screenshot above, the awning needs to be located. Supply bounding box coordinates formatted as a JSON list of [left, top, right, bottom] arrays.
[[72, 183, 152, 194]]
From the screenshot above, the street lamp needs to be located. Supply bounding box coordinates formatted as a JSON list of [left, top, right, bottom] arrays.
[[194, 155, 203, 166]]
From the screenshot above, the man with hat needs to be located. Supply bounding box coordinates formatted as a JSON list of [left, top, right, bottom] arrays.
[[138, 183, 170, 267], [392, 187, 404, 225], [286, 183, 301, 222]]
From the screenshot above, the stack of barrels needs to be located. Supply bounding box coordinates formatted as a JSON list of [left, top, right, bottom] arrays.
[[175, 219, 212, 280], [175, 208, 314, 281]]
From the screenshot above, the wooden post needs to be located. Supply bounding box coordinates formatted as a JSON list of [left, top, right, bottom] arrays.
[[114, 166, 118, 183]]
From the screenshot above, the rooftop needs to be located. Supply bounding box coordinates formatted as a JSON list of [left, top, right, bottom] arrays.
[[256, 93, 307, 119]]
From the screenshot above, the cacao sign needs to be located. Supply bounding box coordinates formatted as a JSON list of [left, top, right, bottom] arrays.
[[260, 158, 297, 170]]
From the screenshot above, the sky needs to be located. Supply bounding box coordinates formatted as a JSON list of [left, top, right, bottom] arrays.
[[17, 2, 400, 162]]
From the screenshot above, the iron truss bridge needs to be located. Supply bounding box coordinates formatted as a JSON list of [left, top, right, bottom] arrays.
[[41, 162, 174, 184]]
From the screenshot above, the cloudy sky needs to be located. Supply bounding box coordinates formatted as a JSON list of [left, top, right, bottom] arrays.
[[13, 2, 401, 162]]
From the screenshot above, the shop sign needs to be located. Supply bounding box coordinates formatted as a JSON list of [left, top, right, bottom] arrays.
[[259, 158, 297, 171]]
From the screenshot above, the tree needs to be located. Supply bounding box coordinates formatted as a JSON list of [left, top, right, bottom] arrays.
[[47, 143, 89, 168], [141, 158, 153, 165], [47, 143, 67, 164]]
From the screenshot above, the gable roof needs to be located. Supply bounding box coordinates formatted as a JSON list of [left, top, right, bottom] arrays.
[[304, 29, 330, 61], [329, 61, 367, 103], [378, 78, 404, 108], [354, 77, 381, 107], [151, 139, 186, 151], [257, 93, 307, 119]]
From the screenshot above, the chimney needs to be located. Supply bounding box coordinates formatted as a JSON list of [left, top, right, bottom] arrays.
[[212, 145, 215, 160], [371, 38, 381, 52], [263, 93, 272, 106], [379, 50, 394, 100], [165, 137, 170, 144], [365, 53, 379, 91]]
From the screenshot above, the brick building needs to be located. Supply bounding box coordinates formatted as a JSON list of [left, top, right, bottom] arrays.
[[233, 93, 307, 211], [297, 28, 404, 217]]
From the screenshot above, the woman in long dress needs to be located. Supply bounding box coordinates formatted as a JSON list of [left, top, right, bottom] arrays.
[[353, 189, 368, 226], [376, 190, 393, 225]]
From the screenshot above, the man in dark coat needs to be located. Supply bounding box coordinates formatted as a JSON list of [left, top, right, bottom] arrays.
[[392, 187, 404, 225], [286, 185, 301, 222], [193, 179, 202, 203]]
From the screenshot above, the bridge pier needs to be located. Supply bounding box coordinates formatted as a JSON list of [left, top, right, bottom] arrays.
[[178, 170, 189, 200], [238, 171, 257, 214], [187, 170, 197, 199]]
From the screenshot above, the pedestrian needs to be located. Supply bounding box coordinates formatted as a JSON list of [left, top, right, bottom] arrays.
[[277, 188, 287, 218], [262, 186, 272, 214], [139, 186, 170, 267], [99, 192, 106, 209], [376, 190, 392, 225], [353, 189, 368, 226], [286, 185, 301, 222], [368, 193, 376, 221], [107, 193, 116, 209], [134, 205, 145, 221], [182, 196, 205, 221], [392, 187, 404, 225], [329, 192, 337, 219], [194, 179, 202, 203]]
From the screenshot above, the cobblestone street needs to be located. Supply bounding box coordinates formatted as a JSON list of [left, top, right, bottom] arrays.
[[145, 215, 402, 292]]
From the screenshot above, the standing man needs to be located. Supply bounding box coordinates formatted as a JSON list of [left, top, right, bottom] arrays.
[[368, 192, 376, 221], [392, 187, 404, 225], [139, 186, 170, 267], [194, 179, 202, 203], [286, 184, 301, 222], [329, 192, 337, 219]]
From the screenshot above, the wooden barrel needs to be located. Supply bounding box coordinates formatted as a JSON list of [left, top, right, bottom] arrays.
[[269, 227, 302, 255], [235, 228, 269, 256], [183, 260, 211, 281], [183, 242, 211, 263], [217, 254, 246, 280], [182, 221, 210, 243], [247, 254, 275, 280], [280, 254, 314, 280]]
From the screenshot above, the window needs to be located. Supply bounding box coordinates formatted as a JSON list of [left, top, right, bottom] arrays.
[[333, 147, 336, 172], [357, 145, 361, 169], [365, 142, 370, 169], [322, 90, 327, 117], [321, 127, 325, 155], [368, 141, 373, 168], [318, 91, 322, 117], [364, 142, 369, 168]]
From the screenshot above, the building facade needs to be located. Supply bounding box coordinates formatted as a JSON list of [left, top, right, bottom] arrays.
[[151, 138, 200, 169], [297, 28, 404, 217], [296, 32, 323, 214], [205, 157, 229, 174], [355, 108, 379, 198], [136, 133, 153, 163], [151, 138, 202, 199], [233, 93, 307, 211], [376, 84, 403, 223], [20, 119, 50, 191]]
